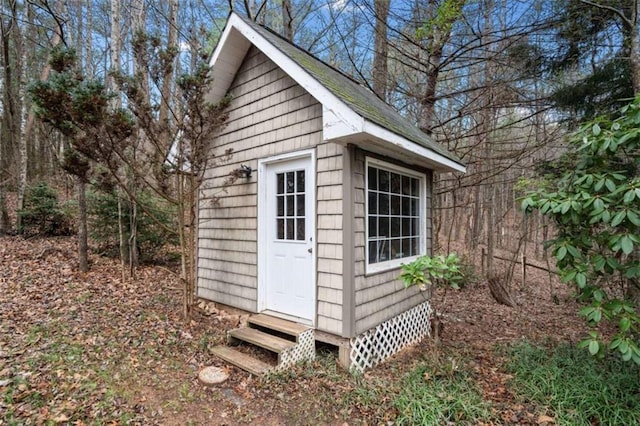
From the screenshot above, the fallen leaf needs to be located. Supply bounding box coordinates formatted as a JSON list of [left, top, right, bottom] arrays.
[[52, 413, 70, 423], [538, 414, 555, 424]]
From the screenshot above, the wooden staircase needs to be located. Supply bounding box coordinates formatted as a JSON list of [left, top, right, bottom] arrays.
[[211, 313, 315, 376]]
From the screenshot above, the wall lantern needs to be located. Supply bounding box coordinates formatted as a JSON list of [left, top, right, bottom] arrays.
[[236, 164, 253, 179]]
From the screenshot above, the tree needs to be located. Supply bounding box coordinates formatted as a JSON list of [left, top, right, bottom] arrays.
[[29, 42, 230, 318], [0, 0, 23, 233], [29, 47, 132, 272], [549, 0, 639, 120], [415, 0, 466, 135], [523, 98, 640, 363], [372, 0, 389, 101]]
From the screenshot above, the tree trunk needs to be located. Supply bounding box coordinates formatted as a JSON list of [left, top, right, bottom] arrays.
[[417, 0, 466, 134], [117, 192, 127, 282], [18, 1, 62, 228], [159, 0, 177, 145], [418, 49, 443, 135], [629, 1, 640, 94], [109, 0, 122, 105], [85, 0, 94, 78], [282, 0, 293, 41], [9, 1, 26, 231], [487, 274, 516, 307], [372, 0, 390, 101], [109, 0, 129, 276], [0, 11, 13, 232], [129, 199, 138, 277], [77, 177, 89, 272]]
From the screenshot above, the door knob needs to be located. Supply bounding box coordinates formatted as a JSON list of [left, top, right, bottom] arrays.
[[307, 247, 313, 253]]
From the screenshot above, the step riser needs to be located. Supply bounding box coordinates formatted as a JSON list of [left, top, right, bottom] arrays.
[[228, 327, 295, 353], [211, 346, 272, 376], [247, 313, 311, 340], [211, 314, 316, 376]]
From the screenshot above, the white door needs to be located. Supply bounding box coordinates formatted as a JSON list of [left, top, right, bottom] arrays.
[[259, 154, 315, 322]]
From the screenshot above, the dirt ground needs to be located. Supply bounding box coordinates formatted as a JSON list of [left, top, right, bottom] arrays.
[[0, 235, 593, 425]]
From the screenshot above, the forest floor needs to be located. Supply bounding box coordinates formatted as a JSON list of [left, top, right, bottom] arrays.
[[0, 235, 599, 425]]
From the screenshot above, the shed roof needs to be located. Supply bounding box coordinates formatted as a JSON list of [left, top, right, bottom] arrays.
[[208, 12, 465, 173]]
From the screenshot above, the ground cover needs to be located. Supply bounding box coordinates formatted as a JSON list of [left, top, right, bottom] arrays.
[[1, 236, 637, 425]]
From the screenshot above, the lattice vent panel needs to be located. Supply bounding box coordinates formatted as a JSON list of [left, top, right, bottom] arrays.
[[349, 301, 432, 373], [276, 329, 316, 371]]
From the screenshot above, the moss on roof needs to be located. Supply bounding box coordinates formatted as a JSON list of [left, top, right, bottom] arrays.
[[236, 14, 463, 167]]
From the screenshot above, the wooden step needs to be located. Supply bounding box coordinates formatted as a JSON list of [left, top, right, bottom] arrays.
[[228, 327, 295, 353], [210, 346, 272, 376], [248, 313, 310, 339]]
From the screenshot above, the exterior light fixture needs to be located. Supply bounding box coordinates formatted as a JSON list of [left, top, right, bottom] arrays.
[[237, 164, 253, 179]]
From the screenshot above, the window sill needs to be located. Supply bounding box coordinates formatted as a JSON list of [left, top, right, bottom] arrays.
[[365, 254, 421, 276]]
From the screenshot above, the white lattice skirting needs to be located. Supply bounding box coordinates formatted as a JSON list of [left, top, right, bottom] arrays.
[[275, 328, 316, 371], [349, 301, 433, 373]]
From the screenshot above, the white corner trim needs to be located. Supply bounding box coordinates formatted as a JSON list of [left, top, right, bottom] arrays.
[[362, 121, 466, 173]]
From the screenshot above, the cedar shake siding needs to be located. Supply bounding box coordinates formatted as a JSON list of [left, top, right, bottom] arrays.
[[316, 142, 344, 334], [197, 46, 344, 334], [351, 148, 433, 335]]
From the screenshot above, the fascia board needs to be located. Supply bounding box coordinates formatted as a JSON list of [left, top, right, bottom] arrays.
[[224, 14, 364, 136], [207, 19, 252, 103], [362, 120, 466, 173]]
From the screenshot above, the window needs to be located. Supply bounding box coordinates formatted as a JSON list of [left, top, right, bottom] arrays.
[[366, 158, 426, 273], [276, 170, 305, 241]]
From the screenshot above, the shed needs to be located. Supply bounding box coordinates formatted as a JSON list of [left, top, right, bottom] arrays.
[[197, 12, 465, 373]]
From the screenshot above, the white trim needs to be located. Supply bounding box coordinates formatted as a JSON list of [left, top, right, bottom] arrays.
[[362, 121, 466, 173], [257, 148, 317, 324], [210, 14, 364, 135], [209, 13, 464, 174], [262, 310, 313, 327], [364, 157, 427, 275]]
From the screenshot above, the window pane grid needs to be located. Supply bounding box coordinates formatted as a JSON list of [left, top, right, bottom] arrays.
[[276, 170, 305, 241], [367, 165, 421, 264]]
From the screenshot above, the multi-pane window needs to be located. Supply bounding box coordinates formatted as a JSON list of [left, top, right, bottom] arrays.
[[276, 170, 305, 241], [366, 160, 424, 269]]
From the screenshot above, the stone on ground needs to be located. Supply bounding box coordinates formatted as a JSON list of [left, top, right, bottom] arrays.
[[198, 366, 229, 385]]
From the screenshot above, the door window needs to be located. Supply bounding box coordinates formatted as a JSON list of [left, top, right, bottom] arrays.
[[276, 170, 305, 241]]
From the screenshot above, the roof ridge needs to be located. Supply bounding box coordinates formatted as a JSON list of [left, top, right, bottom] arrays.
[[234, 13, 366, 89], [227, 12, 464, 169]]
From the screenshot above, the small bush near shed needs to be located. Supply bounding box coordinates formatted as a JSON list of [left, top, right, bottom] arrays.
[[88, 188, 177, 263], [18, 182, 74, 236]]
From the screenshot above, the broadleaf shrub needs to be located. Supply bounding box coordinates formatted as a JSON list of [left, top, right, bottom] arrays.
[[399, 253, 464, 292], [523, 97, 640, 363]]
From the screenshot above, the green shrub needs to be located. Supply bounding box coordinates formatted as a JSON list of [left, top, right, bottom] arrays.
[[400, 253, 464, 292], [18, 182, 74, 236], [88, 189, 177, 263], [506, 341, 640, 425]]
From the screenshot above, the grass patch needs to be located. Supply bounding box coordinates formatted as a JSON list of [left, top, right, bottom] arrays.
[[506, 341, 640, 425], [263, 349, 494, 424], [393, 355, 493, 425]]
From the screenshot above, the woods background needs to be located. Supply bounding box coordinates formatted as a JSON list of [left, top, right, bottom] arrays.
[[1, 0, 633, 278]]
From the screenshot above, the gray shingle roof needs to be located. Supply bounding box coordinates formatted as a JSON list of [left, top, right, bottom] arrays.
[[236, 14, 463, 167]]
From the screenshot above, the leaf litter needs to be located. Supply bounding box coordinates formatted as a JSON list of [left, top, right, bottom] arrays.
[[1, 235, 600, 425]]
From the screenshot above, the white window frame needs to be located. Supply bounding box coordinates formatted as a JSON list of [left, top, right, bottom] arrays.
[[365, 157, 427, 274]]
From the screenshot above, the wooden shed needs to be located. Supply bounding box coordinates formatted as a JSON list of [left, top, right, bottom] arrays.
[[197, 12, 465, 373]]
